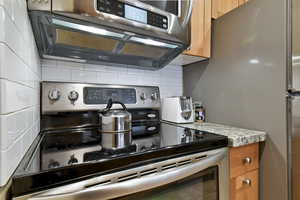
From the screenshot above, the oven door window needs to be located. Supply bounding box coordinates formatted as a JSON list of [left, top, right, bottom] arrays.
[[140, 0, 179, 16], [115, 167, 219, 200]]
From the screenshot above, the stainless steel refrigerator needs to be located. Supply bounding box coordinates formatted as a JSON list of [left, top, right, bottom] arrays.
[[183, 0, 291, 199], [288, 0, 300, 199]]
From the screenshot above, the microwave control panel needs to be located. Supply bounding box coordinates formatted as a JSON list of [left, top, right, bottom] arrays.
[[96, 0, 168, 30]]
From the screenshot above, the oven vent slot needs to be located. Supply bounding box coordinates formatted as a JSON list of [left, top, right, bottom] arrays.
[[195, 155, 208, 160], [87, 153, 210, 187], [118, 173, 139, 182], [177, 159, 192, 166], [162, 163, 177, 170], [140, 168, 157, 176], [85, 180, 111, 188]]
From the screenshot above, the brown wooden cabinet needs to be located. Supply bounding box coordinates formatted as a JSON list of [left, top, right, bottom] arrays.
[[212, 0, 249, 19], [183, 0, 211, 58], [174, 0, 249, 65], [230, 143, 259, 200]]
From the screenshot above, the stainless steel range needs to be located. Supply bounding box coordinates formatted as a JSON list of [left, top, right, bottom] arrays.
[[10, 82, 229, 200]]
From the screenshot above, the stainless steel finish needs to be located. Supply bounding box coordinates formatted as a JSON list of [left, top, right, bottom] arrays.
[[48, 88, 61, 101], [97, 93, 133, 150], [140, 92, 146, 101], [41, 146, 101, 170], [151, 92, 158, 101], [183, 0, 288, 199], [180, 96, 192, 120], [46, 0, 192, 42], [243, 179, 252, 186], [27, 0, 51, 11], [290, 0, 300, 199], [27, 0, 193, 70], [14, 148, 229, 200], [100, 110, 132, 133], [243, 157, 252, 164], [41, 82, 160, 114], [101, 131, 132, 149], [68, 90, 79, 102], [290, 96, 300, 200]]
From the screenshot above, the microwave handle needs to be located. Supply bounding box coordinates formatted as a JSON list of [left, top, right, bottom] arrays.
[[181, 0, 194, 27], [28, 149, 226, 200]]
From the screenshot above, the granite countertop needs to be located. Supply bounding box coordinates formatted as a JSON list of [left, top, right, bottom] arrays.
[[174, 122, 266, 147]]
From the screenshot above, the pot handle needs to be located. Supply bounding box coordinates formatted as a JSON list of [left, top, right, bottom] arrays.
[[101, 99, 128, 114]]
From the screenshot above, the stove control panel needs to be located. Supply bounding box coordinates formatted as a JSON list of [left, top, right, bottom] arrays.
[[42, 82, 161, 114]]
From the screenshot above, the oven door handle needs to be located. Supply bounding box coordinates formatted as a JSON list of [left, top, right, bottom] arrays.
[[29, 149, 227, 200]]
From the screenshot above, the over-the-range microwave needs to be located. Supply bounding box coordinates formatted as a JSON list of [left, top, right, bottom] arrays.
[[27, 0, 193, 70]]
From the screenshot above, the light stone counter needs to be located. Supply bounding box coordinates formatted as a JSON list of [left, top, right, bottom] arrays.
[[168, 122, 266, 147]]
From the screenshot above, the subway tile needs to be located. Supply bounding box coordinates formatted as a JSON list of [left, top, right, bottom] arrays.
[[0, 79, 36, 114], [97, 71, 119, 84], [0, 0, 41, 187], [71, 69, 98, 83], [57, 60, 85, 70], [42, 66, 71, 81], [0, 133, 22, 185], [42, 61, 183, 97], [85, 64, 107, 72], [42, 59, 57, 68]]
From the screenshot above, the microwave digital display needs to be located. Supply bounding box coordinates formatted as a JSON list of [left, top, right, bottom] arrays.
[[125, 5, 147, 24], [96, 0, 168, 30], [140, 1, 178, 16]]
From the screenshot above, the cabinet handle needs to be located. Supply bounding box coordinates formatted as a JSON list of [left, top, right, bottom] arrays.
[[243, 157, 252, 164], [243, 179, 252, 186]]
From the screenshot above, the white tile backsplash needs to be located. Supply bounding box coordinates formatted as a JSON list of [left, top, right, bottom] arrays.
[[0, 0, 40, 186], [42, 61, 183, 98], [0, 0, 183, 188]]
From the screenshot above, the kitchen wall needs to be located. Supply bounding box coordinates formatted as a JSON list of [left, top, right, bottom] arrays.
[[0, 0, 40, 186], [42, 60, 183, 98], [183, 0, 288, 199]]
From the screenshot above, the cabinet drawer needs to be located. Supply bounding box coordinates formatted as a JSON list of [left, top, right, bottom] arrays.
[[230, 170, 259, 200], [230, 143, 259, 178]]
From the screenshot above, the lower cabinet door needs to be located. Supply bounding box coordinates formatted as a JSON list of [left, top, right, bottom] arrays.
[[230, 169, 259, 200]]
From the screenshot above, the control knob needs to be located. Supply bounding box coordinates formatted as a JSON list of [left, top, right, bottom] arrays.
[[140, 93, 147, 101], [68, 90, 79, 101], [68, 155, 79, 165], [48, 89, 61, 101], [151, 93, 158, 101], [48, 159, 60, 169]]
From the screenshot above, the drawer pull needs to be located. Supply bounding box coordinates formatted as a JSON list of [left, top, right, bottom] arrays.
[[243, 157, 252, 164], [243, 179, 252, 186]]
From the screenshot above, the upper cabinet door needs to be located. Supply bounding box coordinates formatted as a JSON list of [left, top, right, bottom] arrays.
[[212, 0, 249, 19], [212, 0, 239, 19], [184, 0, 212, 58], [238, 0, 249, 6]]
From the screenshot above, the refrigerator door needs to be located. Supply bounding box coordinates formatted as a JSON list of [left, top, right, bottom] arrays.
[[288, 96, 300, 200], [291, 0, 300, 90]]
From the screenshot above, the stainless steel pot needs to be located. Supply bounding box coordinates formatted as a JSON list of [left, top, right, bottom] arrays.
[[99, 99, 132, 149]]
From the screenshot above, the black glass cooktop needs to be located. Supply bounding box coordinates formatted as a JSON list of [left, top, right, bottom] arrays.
[[12, 122, 228, 197]]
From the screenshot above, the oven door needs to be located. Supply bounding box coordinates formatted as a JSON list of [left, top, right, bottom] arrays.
[[16, 148, 229, 200]]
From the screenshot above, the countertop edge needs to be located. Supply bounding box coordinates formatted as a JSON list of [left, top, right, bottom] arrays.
[[165, 122, 267, 148]]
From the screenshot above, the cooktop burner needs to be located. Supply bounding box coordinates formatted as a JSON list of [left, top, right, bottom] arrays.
[[12, 122, 228, 197]]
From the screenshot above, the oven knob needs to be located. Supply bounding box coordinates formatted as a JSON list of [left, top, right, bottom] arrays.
[[151, 93, 158, 101], [48, 159, 60, 169], [68, 91, 79, 101], [68, 155, 78, 165], [140, 93, 147, 101], [140, 146, 146, 151], [48, 89, 61, 101]]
